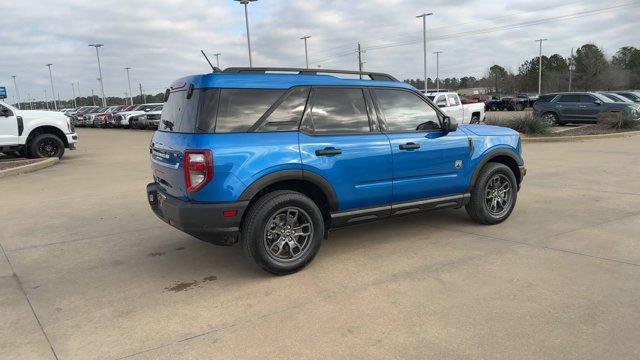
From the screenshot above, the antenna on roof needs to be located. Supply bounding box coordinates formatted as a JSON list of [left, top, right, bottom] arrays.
[[200, 50, 221, 72]]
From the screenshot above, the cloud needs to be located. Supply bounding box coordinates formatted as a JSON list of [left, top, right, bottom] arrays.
[[0, 0, 638, 102]]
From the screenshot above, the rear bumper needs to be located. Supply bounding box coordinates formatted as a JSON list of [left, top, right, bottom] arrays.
[[146, 183, 248, 246]]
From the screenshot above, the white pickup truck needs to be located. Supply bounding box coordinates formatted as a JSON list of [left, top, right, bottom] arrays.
[[426, 92, 485, 124], [0, 100, 78, 158]]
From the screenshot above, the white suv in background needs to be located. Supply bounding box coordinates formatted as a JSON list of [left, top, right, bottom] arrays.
[[0, 101, 78, 158]]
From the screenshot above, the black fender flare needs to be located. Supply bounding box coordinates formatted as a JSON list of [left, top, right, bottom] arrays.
[[238, 169, 339, 211], [467, 149, 523, 192]]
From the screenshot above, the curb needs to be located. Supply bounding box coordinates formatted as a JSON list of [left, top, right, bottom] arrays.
[[522, 130, 640, 143], [0, 157, 59, 179]]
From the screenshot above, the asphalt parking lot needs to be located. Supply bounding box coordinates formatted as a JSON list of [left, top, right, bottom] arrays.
[[2, 128, 640, 359]]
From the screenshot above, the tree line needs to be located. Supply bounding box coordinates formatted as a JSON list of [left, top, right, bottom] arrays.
[[404, 43, 640, 94]]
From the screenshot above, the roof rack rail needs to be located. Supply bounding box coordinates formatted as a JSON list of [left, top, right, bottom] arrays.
[[222, 67, 398, 82]]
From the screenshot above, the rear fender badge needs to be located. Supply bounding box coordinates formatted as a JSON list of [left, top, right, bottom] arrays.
[[455, 160, 463, 169]]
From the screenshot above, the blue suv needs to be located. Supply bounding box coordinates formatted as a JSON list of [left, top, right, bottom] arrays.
[[146, 67, 526, 274]]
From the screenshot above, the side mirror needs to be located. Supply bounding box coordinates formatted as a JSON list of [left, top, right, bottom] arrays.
[[443, 116, 458, 133], [594, 99, 602, 105]]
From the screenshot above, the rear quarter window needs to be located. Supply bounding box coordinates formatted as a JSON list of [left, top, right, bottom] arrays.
[[214, 89, 285, 133]]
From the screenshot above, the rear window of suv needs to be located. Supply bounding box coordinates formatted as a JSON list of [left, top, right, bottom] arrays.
[[159, 87, 309, 133]]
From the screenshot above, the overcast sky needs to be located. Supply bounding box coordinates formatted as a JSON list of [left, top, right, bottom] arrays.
[[1, 0, 638, 103]]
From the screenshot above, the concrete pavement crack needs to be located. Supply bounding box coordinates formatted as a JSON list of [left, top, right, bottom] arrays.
[[0, 240, 59, 360]]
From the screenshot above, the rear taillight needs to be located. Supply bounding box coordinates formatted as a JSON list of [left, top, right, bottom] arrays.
[[183, 150, 213, 193]]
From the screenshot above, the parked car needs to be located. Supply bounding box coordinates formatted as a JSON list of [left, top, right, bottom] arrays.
[[70, 106, 98, 126], [597, 92, 640, 112], [613, 91, 640, 103], [137, 105, 164, 129], [485, 96, 505, 111], [426, 92, 485, 123], [114, 103, 162, 128], [146, 67, 526, 274], [93, 106, 120, 128], [86, 107, 108, 127], [0, 100, 77, 158], [517, 93, 538, 108], [75, 106, 102, 127], [533, 92, 640, 125]]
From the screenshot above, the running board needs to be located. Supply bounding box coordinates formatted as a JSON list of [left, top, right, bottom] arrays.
[[330, 194, 470, 228]]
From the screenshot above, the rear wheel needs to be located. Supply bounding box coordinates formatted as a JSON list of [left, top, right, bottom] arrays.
[[242, 190, 324, 275], [471, 114, 481, 124], [542, 112, 560, 125], [29, 134, 65, 158], [466, 163, 517, 225]]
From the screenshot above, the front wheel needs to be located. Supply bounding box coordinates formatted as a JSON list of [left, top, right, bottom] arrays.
[[29, 134, 65, 158], [241, 190, 325, 275], [466, 163, 518, 225]]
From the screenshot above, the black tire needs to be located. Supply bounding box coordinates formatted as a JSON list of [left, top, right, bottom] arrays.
[[516, 103, 525, 111], [241, 190, 325, 275], [471, 115, 480, 124], [29, 134, 65, 158], [465, 163, 518, 225]]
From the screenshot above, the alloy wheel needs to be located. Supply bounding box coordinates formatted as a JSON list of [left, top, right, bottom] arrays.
[[38, 138, 60, 157], [263, 207, 313, 262], [484, 174, 513, 217]]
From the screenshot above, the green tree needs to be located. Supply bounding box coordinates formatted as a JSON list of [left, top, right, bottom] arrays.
[[574, 44, 608, 90], [488, 65, 508, 93], [612, 46, 640, 88]]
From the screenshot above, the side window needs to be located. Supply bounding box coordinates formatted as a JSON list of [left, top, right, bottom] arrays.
[[0, 105, 13, 116], [215, 89, 285, 133], [434, 95, 447, 107], [580, 95, 597, 103], [536, 95, 554, 103], [373, 89, 441, 132], [306, 88, 370, 133], [558, 95, 580, 103], [447, 94, 460, 106], [257, 87, 310, 132]]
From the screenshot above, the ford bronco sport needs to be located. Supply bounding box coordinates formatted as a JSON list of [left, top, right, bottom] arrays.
[[147, 67, 525, 274]]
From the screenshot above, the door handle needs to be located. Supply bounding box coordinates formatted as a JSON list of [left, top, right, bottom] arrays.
[[399, 142, 421, 150], [315, 147, 342, 156]]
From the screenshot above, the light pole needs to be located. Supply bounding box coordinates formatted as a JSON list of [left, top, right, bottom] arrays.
[[124, 67, 133, 105], [433, 51, 443, 92], [535, 38, 547, 95], [214, 53, 221, 68], [235, 0, 257, 67], [45, 64, 58, 110], [300, 35, 311, 69], [11, 76, 21, 109], [71, 83, 77, 108], [568, 48, 575, 92], [416, 12, 433, 92], [89, 43, 107, 107]]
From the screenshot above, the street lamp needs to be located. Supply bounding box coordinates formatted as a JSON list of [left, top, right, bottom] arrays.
[[89, 43, 107, 106], [535, 38, 547, 96], [300, 35, 311, 69], [45, 64, 58, 110], [124, 67, 133, 105], [416, 12, 433, 92], [11, 75, 21, 110], [235, 0, 257, 67], [433, 51, 443, 92], [568, 48, 575, 92], [214, 53, 221, 68], [71, 83, 77, 108]]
